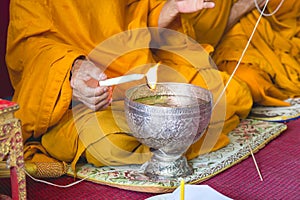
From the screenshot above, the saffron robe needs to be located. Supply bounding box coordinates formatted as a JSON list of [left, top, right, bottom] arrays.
[[6, 0, 252, 170], [213, 0, 300, 106]]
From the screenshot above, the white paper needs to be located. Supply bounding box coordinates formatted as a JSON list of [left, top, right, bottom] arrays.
[[146, 185, 233, 200]]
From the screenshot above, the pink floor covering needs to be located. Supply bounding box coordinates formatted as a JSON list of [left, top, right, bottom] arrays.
[[1, 118, 299, 200]]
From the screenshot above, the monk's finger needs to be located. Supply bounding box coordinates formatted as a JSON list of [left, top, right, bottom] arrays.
[[84, 92, 109, 105], [202, 1, 215, 9], [83, 96, 110, 111], [94, 99, 112, 111], [74, 82, 104, 98]]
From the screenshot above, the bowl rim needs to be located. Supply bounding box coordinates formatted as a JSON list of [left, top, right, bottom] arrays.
[[124, 82, 213, 111]]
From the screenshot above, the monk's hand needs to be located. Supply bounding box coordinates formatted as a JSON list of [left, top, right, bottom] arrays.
[[174, 0, 215, 13], [70, 58, 112, 111], [158, 0, 215, 27]]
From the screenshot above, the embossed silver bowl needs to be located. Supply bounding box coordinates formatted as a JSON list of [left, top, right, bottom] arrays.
[[124, 82, 212, 180]]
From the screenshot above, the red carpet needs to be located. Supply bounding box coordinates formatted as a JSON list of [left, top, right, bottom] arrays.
[[1, 119, 299, 199]]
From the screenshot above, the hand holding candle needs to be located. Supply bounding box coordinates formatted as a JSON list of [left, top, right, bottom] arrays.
[[99, 62, 160, 89]]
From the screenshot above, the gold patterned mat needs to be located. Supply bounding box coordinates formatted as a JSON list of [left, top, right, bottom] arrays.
[[249, 98, 300, 122], [67, 119, 287, 193]]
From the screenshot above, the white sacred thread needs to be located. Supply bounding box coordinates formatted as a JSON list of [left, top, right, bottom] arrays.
[[24, 167, 134, 188], [213, 0, 271, 110], [24, 169, 89, 188], [213, 0, 285, 182], [255, 0, 285, 16]]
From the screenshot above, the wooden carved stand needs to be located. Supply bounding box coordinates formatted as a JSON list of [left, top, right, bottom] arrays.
[[0, 99, 26, 200]]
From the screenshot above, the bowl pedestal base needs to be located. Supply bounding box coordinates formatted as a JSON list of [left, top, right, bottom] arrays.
[[144, 151, 193, 180]]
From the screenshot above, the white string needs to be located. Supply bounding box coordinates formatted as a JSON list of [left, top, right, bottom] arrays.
[[212, 0, 270, 110], [24, 168, 133, 188], [212, 0, 284, 181], [24, 166, 145, 188], [255, 0, 285, 16], [24, 169, 89, 188], [247, 141, 264, 181]]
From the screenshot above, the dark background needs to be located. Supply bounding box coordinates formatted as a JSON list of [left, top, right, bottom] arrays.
[[0, 0, 14, 98]]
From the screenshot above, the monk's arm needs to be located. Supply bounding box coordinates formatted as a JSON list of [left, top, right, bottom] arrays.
[[225, 0, 266, 33], [6, 0, 86, 87], [6, 0, 86, 138]]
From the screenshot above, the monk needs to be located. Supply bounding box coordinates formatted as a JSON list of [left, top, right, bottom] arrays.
[[212, 0, 300, 106], [189, 0, 300, 106], [166, 0, 300, 106], [6, 0, 253, 177]]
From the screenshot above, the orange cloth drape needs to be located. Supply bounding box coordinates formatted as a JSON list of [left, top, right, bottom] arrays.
[[6, 0, 252, 169]]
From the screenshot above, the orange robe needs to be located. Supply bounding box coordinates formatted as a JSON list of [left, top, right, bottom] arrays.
[[6, 0, 252, 172], [213, 0, 300, 106]]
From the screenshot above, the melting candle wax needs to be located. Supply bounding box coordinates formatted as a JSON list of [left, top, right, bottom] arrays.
[[145, 61, 160, 90]]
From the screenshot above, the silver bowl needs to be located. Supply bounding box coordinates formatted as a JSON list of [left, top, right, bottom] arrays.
[[124, 82, 212, 180]]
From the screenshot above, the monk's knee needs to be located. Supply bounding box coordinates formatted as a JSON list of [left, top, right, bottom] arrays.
[[83, 134, 151, 166], [41, 130, 79, 162]]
